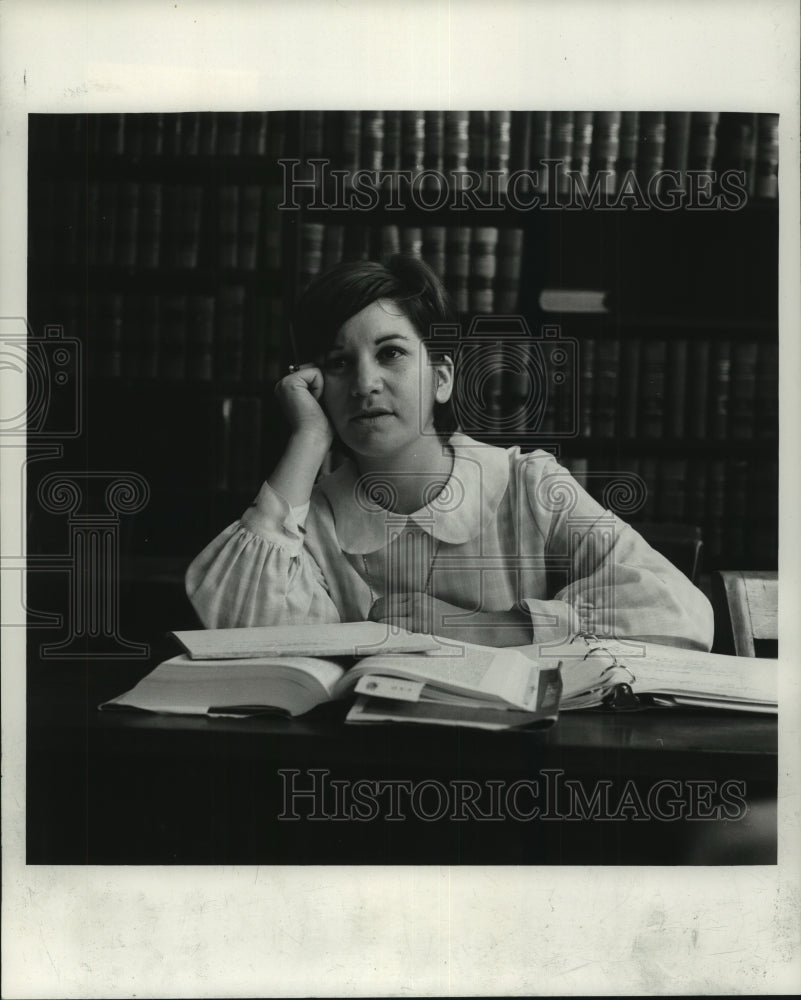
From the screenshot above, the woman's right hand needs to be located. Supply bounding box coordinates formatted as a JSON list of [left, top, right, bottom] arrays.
[[274, 365, 335, 451]]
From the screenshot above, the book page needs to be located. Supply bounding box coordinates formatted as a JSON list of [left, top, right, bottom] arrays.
[[171, 622, 440, 659], [100, 654, 346, 715], [337, 646, 539, 709]]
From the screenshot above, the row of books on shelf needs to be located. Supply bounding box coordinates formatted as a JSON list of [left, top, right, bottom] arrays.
[[32, 180, 283, 272], [455, 333, 776, 443], [296, 110, 779, 201], [561, 454, 777, 566], [30, 111, 289, 159], [569, 336, 777, 442], [31, 110, 780, 203], [299, 221, 524, 313], [57, 290, 284, 382]]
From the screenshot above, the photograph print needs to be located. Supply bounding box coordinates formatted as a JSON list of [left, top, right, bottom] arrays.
[[24, 109, 778, 866]]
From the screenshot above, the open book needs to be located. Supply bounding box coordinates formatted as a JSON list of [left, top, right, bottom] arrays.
[[100, 637, 562, 732], [550, 636, 777, 713]]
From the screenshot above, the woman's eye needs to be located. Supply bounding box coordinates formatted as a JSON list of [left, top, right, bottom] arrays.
[[323, 356, 348, 372], [379, 346, 405, 361]]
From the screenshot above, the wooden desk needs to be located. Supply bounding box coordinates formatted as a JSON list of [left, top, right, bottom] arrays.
[[27, 656, 777, 866]]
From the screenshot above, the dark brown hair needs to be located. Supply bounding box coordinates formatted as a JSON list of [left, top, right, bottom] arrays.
[[292, 254, 458, 436]]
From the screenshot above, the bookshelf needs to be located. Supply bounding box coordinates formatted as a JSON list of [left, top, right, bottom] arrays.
[[27, 110, 778, 578]]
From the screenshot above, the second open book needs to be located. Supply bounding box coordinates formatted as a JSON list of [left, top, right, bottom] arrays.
[[100, 622, 777, 730]]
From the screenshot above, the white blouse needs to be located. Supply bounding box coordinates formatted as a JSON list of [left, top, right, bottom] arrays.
[[186, 433, 714, 651]]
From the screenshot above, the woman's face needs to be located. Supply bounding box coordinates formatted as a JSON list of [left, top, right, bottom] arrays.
[[320, 299, 453, 462]]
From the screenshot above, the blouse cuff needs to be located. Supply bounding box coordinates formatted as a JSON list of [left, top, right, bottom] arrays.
[[240, 481, 308, 547], [518, 598, 581, 650]]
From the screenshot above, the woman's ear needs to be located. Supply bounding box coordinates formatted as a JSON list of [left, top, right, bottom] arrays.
[[432, 354, 454, 404]]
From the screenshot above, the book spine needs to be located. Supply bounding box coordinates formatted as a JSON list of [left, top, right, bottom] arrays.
[[180, 112, 201, 156], [186, 295, 216, 381], [342, 224, 370, 261], [138, 183, 163, 268], [578, 337, 596, 438], [216, 287, 246, 382], [638, 338, 667, 438], [422, 226, 447, 281], [266, 111, 287, 159], [663, 112, 691, 191], [423, 110, 445, 187], [755, 340, 779, 439], [400, 225, 423, 258], [685, 459, 708, 533], [162, 114, 183, 158], [688, 111, 720, 173], [494, 228, 524, 313], [617, 111, 640, 191], [158, 294, 188, 380], [508, 111, 532, 174], [218, 185, 240, 269], [238, 184, 263, 271], [244, 294, 266, 388], [704, 459, 726, 564], [340, 111, 362, 184], [726, 459, 750, 564], [299, 222, 325, 287], [637, 112, 666, 185], [121, 294, 141, 378], [551, 111, 575, 198], [707, 339, 731, 439], [141, 113, 165, 156], [488, 110, 512, 193], [444, 110, 470, 181], [446, 226, 471, 314], [176, 185, 204, 270], [687, 340, 710, 439], [666, 338, 688, 438], [242, 111, 269, 156], [361, 111, 385, 172], [590, 111, 622, 197], [728, 340, 758, 440], [115, 181, 140, 269], [593, 338, 620, 438], [322, 223, 345, 271], [656, 459, 687, 522], [95, 181, 118, 267], [716, 112, 758, 198], [262, 183, 283, 272], [264, 298, 285, 383], [382, 111, 402, 173], [138, 294, 160, 379], [529, 112, 552, 194], [198, 112, 219, 156], [217, 112, 244, 156], [377, 224, 401, 260], [619, 338, 641, 438], [755, 113, 779, 199], [93, 292, 123, 378], [401, 110, 425, 179], [571, 111, 594, 187], [468, 111, 490, 189], [468, 226, 498, 313]]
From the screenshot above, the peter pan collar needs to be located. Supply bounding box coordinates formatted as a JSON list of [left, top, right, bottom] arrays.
[[315, 433, 510, 554]]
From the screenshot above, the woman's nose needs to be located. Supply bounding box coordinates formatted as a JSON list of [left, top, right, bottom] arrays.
[[350, 357, 382, 396]]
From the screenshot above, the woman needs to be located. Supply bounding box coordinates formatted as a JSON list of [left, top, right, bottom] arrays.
[[186, 255, 713, 651]]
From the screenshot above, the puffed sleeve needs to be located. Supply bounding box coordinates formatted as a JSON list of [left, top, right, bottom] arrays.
[[519, 453, 714, 651], [185, 481, 341, 628]]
